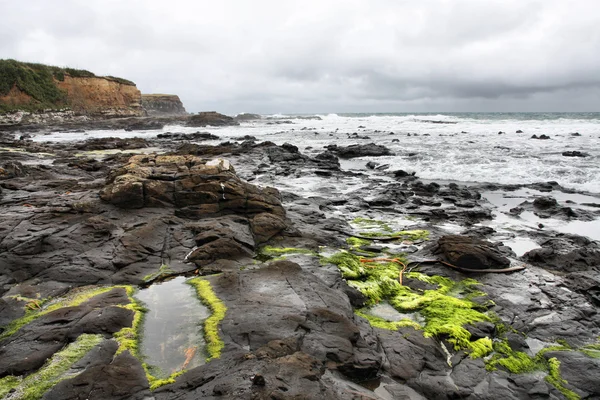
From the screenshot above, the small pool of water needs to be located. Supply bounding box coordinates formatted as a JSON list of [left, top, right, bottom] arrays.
[[135, 276, 209, 378], [367, 302, 424, 325], [503, 238, 540, 257]]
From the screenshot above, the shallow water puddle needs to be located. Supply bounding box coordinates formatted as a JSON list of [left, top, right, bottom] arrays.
[[135, 276, 209, 378], [503, 238, 540, 257], [367, 302, 424, 325]]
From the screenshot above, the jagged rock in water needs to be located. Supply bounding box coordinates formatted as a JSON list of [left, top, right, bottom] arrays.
[[142, 94, 187, 116], [186, 111, 238, 127], [74, 137, 150, 151], [325, 143, 393, 158]]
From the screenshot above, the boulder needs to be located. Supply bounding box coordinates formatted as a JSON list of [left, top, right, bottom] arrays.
[[325, 143, 393, 158], [100, 155, 285, 218], [562, 151, 589, 157], [156, 132, 219, 141], [432, 235, 511, 270], [186, 111, 238, 127], [74, 137, 150, 151], [233, 113, 261, 121]]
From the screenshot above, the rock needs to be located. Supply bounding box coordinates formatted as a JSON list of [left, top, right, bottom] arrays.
[[542, 351, 600, 398], [125, 119, 165, 131], [250, 213, 288, 244], [533, 196, 558, 209], [562, 151, 589, 157], [570, 132, 581, 136], [524, 235, 600, 272], [100, 155, 284, 219], [516, 130, 523, 133], [141, 94, 187, 116], [187, 111, 238, 127], [0, 288, 133, 377], [156, 131, 219, 141], [44, 347, 151, 400], [266, 143, 304, 163], [432, 235, 511, 270], [325, 143, 393, 158], [234, 113, 261, 121], [531, 134, 550, 140], [74, 137, 150, 151]]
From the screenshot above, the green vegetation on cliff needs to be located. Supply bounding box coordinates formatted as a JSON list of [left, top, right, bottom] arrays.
[[0, 59, 135, 113]]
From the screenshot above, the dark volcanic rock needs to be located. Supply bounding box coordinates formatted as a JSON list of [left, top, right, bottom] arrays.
[[0, 288, 133, 377], [187, 111, 238, 127], [125, 120, 165, 131], [524, 235, 600, 272], [432, 235, 511, 270], [74, 137, 150, 151], [233, 113, 261, 121], [325, 143, 393, 158], [45, 346, 151, 400], [531, 134, 550, 140], [156, 131, 219, 141], [562, 151, 589, 157]]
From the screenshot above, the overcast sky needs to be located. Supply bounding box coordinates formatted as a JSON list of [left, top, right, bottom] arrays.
[[1, 0, 599, 114]]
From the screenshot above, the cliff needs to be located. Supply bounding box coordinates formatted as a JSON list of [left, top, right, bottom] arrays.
[[0, 59, 143, 117], [142, 94, 187, 116]]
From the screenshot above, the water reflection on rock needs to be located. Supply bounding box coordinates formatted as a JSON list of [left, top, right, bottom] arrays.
[[136, 276, 209, 378]]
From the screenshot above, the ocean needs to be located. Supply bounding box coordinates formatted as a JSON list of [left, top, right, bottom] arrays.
[[33, 112, 600, 194]]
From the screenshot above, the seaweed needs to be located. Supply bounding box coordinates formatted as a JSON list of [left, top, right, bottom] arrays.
[[0, 286, 115, 340], [0, 334, 103, 400], [187, 278, 227, 360], [323, 251, 493, 358], [545, 357, 580, 400]]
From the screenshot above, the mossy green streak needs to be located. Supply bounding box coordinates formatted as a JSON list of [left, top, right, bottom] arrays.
[[0, 334, 103, 400], [187, 278, 227, 360], [323, 251, 493, 357]]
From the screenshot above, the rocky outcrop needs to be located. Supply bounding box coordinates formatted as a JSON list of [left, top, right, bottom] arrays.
[[141, 94, 187, 116], [186, 111, 238, 127], [432, 235, 511, 270], [325, 143, 393, 158]]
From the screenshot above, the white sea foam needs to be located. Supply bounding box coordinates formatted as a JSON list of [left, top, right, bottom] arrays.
[[32, 113, 600, 193]]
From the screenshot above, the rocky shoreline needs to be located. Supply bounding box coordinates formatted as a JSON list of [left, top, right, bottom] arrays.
[[0, 118, 599, 399]]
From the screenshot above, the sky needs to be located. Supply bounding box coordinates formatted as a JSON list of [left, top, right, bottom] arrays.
[[1, 0, 599, 114]]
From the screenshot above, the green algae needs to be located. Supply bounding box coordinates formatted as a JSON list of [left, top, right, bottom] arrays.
[[346, 237, 371, 248], [546, 357, 580, 400], [142, 264, 175, 283], [351, 217, 393, 233], [355, 309, 421, 331], [0, 286, 116, 341], [187, 278, 227, 361], [113, 286, 146, 356], [0, 334, 103, 400], [259, 246, 316, 257], [323, 251, 493, 358]]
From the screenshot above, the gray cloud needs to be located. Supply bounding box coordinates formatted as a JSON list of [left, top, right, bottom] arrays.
[[1, 0, 599, 113]]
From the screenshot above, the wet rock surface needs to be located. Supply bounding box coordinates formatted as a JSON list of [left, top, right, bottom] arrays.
[[0, 123, 599, 399]]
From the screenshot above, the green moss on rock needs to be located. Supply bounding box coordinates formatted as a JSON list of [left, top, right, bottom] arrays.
[[187, 278, 227, 360], [545, 357, 580, 400], [0, 286, 116, 340], [324, 251, 492, 357], [0, 333, 103, 400]]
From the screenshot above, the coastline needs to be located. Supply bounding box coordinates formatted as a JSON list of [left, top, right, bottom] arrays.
[[0, 115, 599, 399]]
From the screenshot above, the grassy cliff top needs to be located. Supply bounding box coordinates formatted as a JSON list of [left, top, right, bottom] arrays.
[[0, 59, 135, 113]]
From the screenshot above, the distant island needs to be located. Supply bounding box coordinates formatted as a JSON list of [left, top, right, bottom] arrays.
[[0, 59, 186, 117]]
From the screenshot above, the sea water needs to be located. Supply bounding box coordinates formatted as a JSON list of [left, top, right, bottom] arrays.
[[32, 112, 600, 194]]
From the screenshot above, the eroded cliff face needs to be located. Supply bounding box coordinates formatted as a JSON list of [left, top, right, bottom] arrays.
[[141, 94, 187, 116], [56, 76, 143, 117]]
